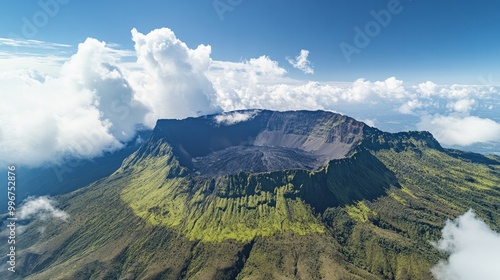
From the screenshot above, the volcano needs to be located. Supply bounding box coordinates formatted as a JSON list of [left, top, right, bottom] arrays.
[[8, 110, 500, 280]]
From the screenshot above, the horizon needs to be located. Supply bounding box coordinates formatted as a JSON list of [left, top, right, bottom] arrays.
[[1, 1, 499, 167]]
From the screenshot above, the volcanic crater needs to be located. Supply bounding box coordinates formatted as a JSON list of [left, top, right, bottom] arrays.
[[153, 110, 368, 176]]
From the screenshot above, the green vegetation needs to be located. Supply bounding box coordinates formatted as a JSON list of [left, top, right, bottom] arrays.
[[323, 144, 500, 280], [119, 136, 401, 243], [346, 201, 374, 222], [9, 111, 500, 280], [119, 139, 325, 242]]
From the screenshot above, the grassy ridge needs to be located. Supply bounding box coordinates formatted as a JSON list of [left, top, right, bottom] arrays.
[[120, 139, 325, 242], [323, 146, 500, 279], [119, 136, 399, 243], [9, 115, 500, 279]]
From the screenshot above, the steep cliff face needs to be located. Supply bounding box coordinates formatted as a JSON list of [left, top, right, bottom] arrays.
[[118, 139, 397, 243], [152, 110, 367, 176], [115, 110, 397, 242], [10, 110, 500, 280]]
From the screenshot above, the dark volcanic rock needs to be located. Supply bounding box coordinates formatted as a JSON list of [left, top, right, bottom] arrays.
[[153, 110, 368, 176], [192, 146, 322, 176]]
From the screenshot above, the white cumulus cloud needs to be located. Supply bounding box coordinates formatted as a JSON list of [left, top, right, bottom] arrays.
[[287, 49, 314, 74], [446, 99, 476, 113], [417, 81, 438, 98], [0, 38, 149, 167], [341, 77, 407, 102], [417, 115, 500, 146], [62, 38, 149, 142], [130, 27, 221, 125], [0, 28, 223, 167], [432, 210, 500, 280]]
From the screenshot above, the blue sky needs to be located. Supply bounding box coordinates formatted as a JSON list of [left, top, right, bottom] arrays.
[[2, 0, 500, 83], [1, 0, 500, 167]]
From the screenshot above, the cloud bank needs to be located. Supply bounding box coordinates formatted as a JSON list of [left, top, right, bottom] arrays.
[[432, 210, 500, 280], [418, 115, 500, 146], [0, 27, 221, 167], [1, 27, 499, 167], [0, 37, 148, 167]]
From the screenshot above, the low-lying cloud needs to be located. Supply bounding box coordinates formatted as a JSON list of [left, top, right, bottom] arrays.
[[215, 110, 258, 125], [418, 115, 500, 146], [446, 99, 476, 113], [18, 196, 69, 222], [432, 210, 500, 280]]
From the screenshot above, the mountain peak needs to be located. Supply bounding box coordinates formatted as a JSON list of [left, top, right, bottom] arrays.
[[14, 110, 500, 280], [115, 110, 448, 243], [151, 110, 367, 176]]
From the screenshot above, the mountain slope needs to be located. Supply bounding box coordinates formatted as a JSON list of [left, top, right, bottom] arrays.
[[8, 110, 500, 280]]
